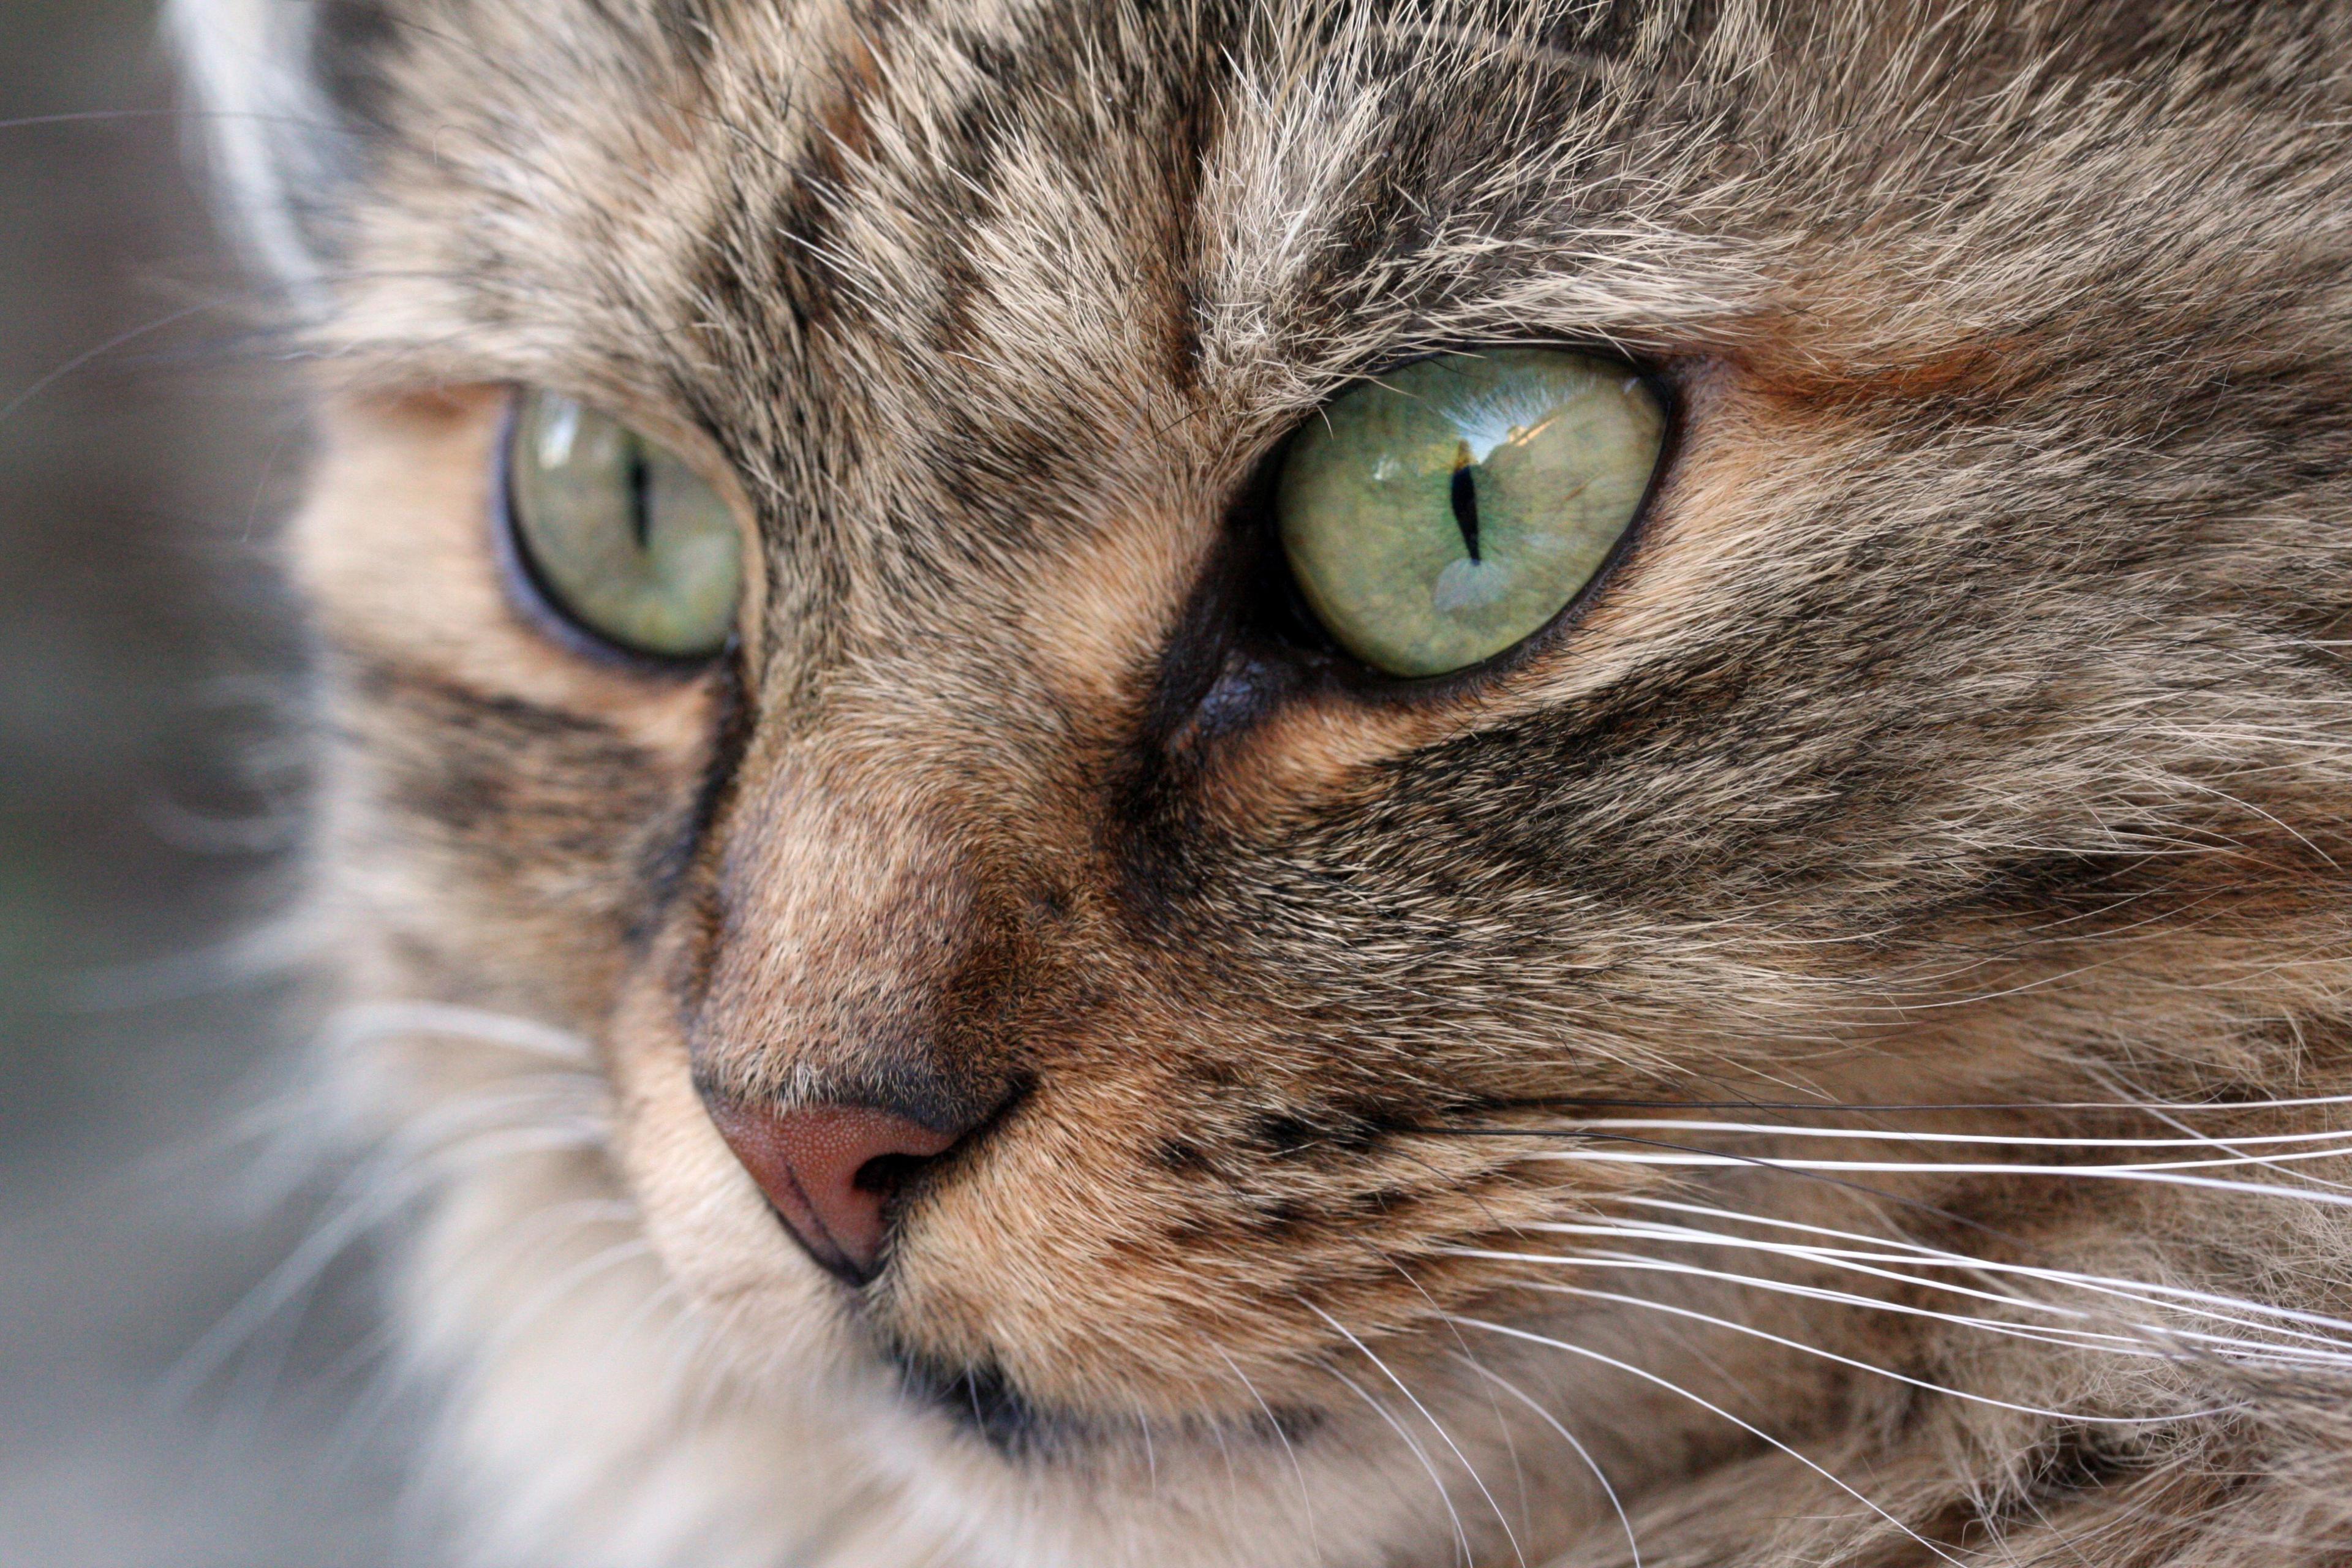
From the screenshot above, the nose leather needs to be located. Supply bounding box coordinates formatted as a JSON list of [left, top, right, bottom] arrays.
[[706, 1101, 960, 1283]]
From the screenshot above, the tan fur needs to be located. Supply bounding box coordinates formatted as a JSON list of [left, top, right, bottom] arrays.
[[176, 1, 2352, 1563]]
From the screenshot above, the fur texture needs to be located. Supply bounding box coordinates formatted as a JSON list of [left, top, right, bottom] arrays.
[[176, 1, 2352, 1563]]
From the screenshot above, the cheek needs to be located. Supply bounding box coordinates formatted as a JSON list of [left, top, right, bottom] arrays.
[[298, 387, 726, 1012]]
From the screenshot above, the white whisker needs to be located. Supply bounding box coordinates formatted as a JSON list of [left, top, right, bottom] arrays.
[[1207, 1399, 1248, 1541], [1457, 1244, 2176, 1358], [60, 913, 325, 1010], [1553, 1199, 2352, 1351], [162, 1086, 611, 1401], [1527, 1146, 2352, 1208], [1513, 1278, 2244, 1421], [1447, 1352, 1643, 1568], [1322, 1363, 1474, 1568], [1306, 1302, 1527, 1567], [606, 1273, 687, 1355], [1558, 1118, 2352, 1150], [1458, 1243, 2352, 1372], [1502, 1091, 2352, 1114], [1212, 1345, 1319, 1561], [468, 1237, 658, 1371], [321, 1000, 598, 1066], [1449, 1315, 1967, 1566], [2117, 1091, 2352, 1197]]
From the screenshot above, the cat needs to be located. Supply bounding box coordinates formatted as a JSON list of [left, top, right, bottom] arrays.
[[172, 1, 2352, 1564]]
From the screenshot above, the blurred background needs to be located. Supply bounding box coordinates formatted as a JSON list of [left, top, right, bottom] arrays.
[[2, 1, 410, 1560]]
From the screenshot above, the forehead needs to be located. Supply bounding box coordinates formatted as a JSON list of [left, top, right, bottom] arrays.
[[325, 0, 2242, 431], [285, 0, 2352, 986], [327, 0, 1788, 438]]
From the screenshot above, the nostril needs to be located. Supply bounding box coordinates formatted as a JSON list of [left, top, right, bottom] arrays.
[[703, 1098, 964, 1284], [852, 1150, 935, 1197]]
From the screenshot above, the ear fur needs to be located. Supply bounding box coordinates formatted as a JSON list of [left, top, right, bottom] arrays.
[[168, 0, 394, 311]]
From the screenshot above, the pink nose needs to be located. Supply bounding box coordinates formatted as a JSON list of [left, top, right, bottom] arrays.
[[706, 1101, 960, 1282]]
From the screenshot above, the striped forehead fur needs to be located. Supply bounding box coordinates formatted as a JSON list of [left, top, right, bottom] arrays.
[[174, 2, 2352, 1566]]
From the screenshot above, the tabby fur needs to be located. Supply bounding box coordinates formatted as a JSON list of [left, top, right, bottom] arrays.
[[175, 1, 2352, 1563]]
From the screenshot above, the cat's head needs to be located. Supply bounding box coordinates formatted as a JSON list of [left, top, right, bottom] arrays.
[[179, 0, 2352, 1562]]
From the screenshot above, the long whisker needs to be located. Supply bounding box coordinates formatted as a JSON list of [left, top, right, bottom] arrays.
[[1306, 1302, 1527, 1568], [161, 1080, 609, 1399], [1460, 1242, 2177, 1359], [1506, 1120, 2352, 1150], [605, 1273, 688, 1357], [1608, 1196, 2352, 1344], [647, 1292, 728, 1433], [62, 913, 325, 1011], [0, 300, 219, 428], [1511, 1278, 2246, 1421], [326, 1208, 657, 1471], [0, 108, 347, 134], [1520, 1142, 2352, 1207], [1377, 1252, 1534, 1535], [1207, 1400, 1248, 1540], [1212, 1346, 1319, 1561], [320, 1000, 598, 1067], [2094, 1072, 2352, 1198], [1446, 1352, 1643, 1568], [1447, 1316, 1968, 1567], [1417, 1125, 2031, 1245], [467, 1237, 658, 1371], [1461, 1243, 2352, 1371], [1128, 1394, 1160, 1498], [1460, 1091, 2352, 1115], [1322, 1363, 1474, 1568], [1641, 1207, 2345, 1343], [165, 1119, 608, 1401], [1521, 1217, 2352, 1349]]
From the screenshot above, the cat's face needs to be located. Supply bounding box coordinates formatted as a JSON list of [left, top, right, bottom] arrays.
[[205, 0, 2352, 1561]]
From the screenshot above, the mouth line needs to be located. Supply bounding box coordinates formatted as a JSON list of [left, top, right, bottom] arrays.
[[882, 1346, 1325, 1459]]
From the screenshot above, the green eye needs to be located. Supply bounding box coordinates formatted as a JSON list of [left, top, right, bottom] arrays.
[[504, 391, 745, 660], [1275, 349, 1666, 678]]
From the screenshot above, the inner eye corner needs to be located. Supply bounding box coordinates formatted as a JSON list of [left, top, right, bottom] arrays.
[[1221, 431, 1341, 660]]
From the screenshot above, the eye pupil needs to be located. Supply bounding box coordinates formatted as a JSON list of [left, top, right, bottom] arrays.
[[627, 444, 653, 550], [1448, 448, 1482, 564]]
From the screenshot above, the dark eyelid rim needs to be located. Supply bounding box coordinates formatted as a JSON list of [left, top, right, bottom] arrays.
[[1242, 343, 1683, 707], [493, 386, 745, 678]]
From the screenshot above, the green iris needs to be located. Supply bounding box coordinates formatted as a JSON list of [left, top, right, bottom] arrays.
[[1275, 349, 1666, 677], [505, 391, 745, 660]]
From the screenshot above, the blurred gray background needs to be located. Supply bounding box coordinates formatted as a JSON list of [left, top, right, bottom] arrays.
[[2, 1, 410, 1561]]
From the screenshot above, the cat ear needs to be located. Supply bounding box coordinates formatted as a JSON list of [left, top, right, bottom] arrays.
[[169, 0, 396, 314]]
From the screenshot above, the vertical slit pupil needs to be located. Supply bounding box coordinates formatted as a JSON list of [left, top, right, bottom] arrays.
[[627, 444, 653, 550], [1449, 457, 1482, 562]]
